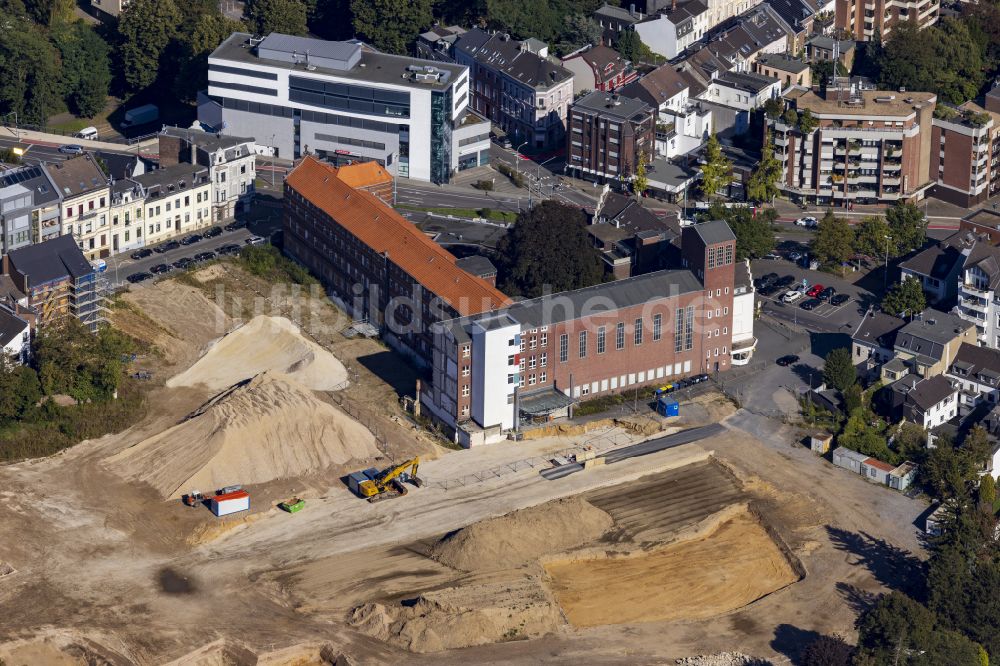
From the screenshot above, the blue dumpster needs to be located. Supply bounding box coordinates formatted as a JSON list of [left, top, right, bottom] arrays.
[[657, 398, 680, 417]]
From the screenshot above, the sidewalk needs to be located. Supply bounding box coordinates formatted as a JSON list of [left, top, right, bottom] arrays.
[[2, 125, 159, 155]]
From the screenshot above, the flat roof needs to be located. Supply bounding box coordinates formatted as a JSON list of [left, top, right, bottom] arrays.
[[573, 90, 653, 123], [756, 54, 811, 75], [784, 87, 937, 117], [211, 32, 466, 92]]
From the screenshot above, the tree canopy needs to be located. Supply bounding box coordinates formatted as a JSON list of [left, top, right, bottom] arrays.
[[823, 347, 856, 392], [746, 132, 782, 204], [118, 0, 183, 93], [853, 215, 892, 259], [886, 202, 927, 256], [52, 22, 111, 118], [245, 0, 308, 36], [496, 200, 604, 297], [811, 210, 855, 270], [699, 133, 733, 201], [881, 278, 926, 317], [351, 0, 432, 54], [708, 203, 776, 261], [878, 19, 985, 105]]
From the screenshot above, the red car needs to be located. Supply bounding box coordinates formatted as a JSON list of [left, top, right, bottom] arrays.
[[806, 284, 824, 298]]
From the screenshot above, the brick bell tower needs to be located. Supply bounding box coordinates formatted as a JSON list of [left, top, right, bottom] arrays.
[[681, 221, 737, 374]]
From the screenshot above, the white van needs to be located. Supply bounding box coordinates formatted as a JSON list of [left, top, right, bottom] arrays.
[[75, 127, 99, 141]]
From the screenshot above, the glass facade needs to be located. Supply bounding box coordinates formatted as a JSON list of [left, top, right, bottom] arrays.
[[289, 76, 410, 118], [430, 89, 453, 185]]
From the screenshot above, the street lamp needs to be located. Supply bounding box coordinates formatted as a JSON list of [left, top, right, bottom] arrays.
[[529, 155, 559, 208], [514, 141, 529, 175], [883, 234, 893, 290]]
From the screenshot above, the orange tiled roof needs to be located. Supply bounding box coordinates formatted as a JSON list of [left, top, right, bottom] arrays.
[[333, 161, 393, 189], [286, 157, 510, 316]]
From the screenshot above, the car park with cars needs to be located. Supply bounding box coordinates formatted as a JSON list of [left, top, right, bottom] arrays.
[[806, 285, 824, 298], [782, 290, 804, 303], [800, 298, 822, 311], [126, 271, 152, 283], [831, 293, 851, 306], [818, 287, 836, 301]]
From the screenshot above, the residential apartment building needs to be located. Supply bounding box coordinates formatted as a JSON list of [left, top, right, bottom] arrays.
[[804, 35, 855, 70], [619, 64, 711, 158], [2, 235, 101, 330], [946, 342, 1000, 417], [201, 32, 486, 184], [770, 84, 936, 206], [561, 45, 637, 95], [928, 102, 1000, 208], [593, 4, 642, 46], [448, 29, 574, 150], [108, 179, 146, 255], [955, 235, 1000, 348], [566, 91, 655, 185], [898, 374, 958, 428], [852, 310, 906, 377], [835, 0, 938, 40], [137, 165, 214, 247], [634, 1, 710, 60], [283, 156, 509, 364], [588, 190, 682, 278], [0, 165, 59, 254], [755, 54, 812, 88], [702, 4, 791, 71], [425, 221, 741, 446], [892, 310, 976, 378], [705, 0, 767, 31], [47, 155, 111, 261], [159, 127, 256, 222], [899, 228, 975, 304], [702, 71, 781, 137]]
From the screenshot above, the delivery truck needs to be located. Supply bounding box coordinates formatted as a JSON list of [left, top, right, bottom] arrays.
[[121, 104, 159, 129]]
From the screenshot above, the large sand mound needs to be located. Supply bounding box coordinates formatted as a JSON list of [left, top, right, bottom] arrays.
[[431, 497, 613, 572], [107, 373, 379, 499], [167, 316, 348, 391]]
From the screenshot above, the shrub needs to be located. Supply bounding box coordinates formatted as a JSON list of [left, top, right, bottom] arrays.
[[473, 179, 494, 191], [496, 162, 526, 188]]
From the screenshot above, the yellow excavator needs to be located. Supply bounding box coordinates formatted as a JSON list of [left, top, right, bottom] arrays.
[[351, 457, 424, 502]]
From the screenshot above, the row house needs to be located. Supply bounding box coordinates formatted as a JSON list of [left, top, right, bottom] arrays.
[[946, 343, 1000, 417], [451, 29, 574, 150], [47, 155, 112, 262], [619, 64, 712, 159], [769, 83, 936, 207], [561, 45, 637, 96], [634, 1, 710, 60], [138, 165, 214, 248], [566, 91, 656, 186]]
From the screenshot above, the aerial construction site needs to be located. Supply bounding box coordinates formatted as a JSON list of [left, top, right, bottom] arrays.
[[0, 262, 924, 665]]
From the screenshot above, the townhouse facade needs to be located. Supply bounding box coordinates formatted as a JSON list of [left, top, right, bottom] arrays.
[[619, 64, 712, 159], [928, 102, 1000, 208], [955, 233, 1000, 348], [137, 164, 214, 247], [634, 1, 710, 60], [946, 342, 1000, 417], [561, 45, 637, 95], [451, 29, 574, 150], [201, 32, 485, 184], [566, 91, 656, 185], [159, 127, 256, 222], [835, 0, 938, 40], [0, 165, 60, 254], [770, 84, 936, 206], [47, 155, 112, 262]]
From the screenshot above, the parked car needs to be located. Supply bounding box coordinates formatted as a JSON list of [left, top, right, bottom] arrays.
[[58, 144, 84, 155], [800, 298, 822, 310], [776, 275, 795, 287], [130, 248, 153, 260], [224, 220, 247, 231], [795, 216, 818, 228], [154, 240, 180, 254], [194, 251, 216, 262], [758, 284, 780, 297], [818, 286, 836, 301], [217, 243, 241, 256], [776, 355, 799, 366], [126, 271, 152, 283], [180, 234, 202, 246], [831, 293, 851, 306], [806, 284, 825, 298], [782, 290, 804, 303], [149, 263, 171, 274], [762, 252, 781, 260], [245, 235, 265, 246], [172, 257, 193, 269], [203, 226, 223, 238], [788, 251, 803, 262]]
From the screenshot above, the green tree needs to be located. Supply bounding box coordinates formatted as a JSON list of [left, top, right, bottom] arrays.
[[762, 97, 783, 119], [52, 22, 111, 118], [699, 133, 732, 201], [615, 29, 652, 63], [853, 215, 892, 259], [0, 18, 63, 124], [496, 200, 604, 297], [923, 442, 981, 500], [979, 475, 996, 509], [881, 278, 926, 317], [839, 413, 895, 462], [894, 422, 928, 462], [351, 0, 432, 54], [811, 210, 855, 270], [633, 151, 648, 198], [843, 382, 864, 415], [118, 0, 183, 92], [886, 201, 927, 255], [823, 347, 856, 392], [0, 360, 41, 424], [856, 592, 936, 661], [245, 0, 307, 36], [715, 204, 776, 261], [878, 19, 985, 105], [23, 0, 74, 25], [746, 132, 782, 204], [557, 14, 603, 54], [800, 634, 853, 666], [797, 109, 818, 134], [173, 12, 246, 102]]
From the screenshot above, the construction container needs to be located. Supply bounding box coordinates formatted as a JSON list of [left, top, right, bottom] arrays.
[[210, 490, 250, 517], [348, 469, 379, 495], [657, 397, 680, 417], [279, 498, 305, 513]]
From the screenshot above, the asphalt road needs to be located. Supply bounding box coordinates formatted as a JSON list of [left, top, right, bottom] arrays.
[[0, 135, 143, 167]]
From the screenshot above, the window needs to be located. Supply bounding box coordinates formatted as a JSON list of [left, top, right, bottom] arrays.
[[461, 384, 470, 397], [528, 374, 536, 386], [462, 344, 470, 358], [579, 331, 587, 358], [597, 326, 606, 354], [462, 365, 470, 377], [685, 306, 694, 350], [540, 371, 547, 384], [541, 333, 547, 346], [616, 322, 625, 350], [529, 356, 537, 370], [560, 334, 568, 362], [675, 307, 684, 353], [540, 352, 547, 367], [634, 318, 643, 345], [653, 314, 662, 341]]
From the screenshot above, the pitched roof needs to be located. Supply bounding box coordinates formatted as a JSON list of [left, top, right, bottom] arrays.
[[285, 156, 509, 316], [756, 53, 811, 74], [0, 307, 27, 348], [44, 154, 107, 199], [852, 310, 906, 349], [689, 220, 736, 245], [903, 375, 956, 411], [895, 310, 972, 362], [562, 45, 630, 88], [964, 241, 1000, 290], [7, 234, 94, 287], [332, 161, 393, 190], [950, 342, 1000, 380], [900, 239, 965, 280], [618, 64, 690, 107], [863, 457, 896, 473], [455, 28, 572, 90], [594, 3, 640, 23]]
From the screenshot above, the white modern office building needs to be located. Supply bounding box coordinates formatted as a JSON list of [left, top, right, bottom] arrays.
[[200, 32, 490, 184]]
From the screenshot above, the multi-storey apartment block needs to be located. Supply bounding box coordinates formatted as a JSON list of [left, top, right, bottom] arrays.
[[835, 0, 938, 40], [769, 83, 936, 206], [137, 165, 214, 247], [0, 165, 60, 254], [928, 102, 1000, 208], [566, 91, 655, 185]]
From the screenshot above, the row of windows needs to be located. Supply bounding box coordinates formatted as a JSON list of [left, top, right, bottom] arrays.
[[556, 315, 666, 362], [707, 243, 734, 269], [211, 80, 278, 97], [314, 133, 387, 152], [675, 306, 695, 353], [208, 63, 278, 81]]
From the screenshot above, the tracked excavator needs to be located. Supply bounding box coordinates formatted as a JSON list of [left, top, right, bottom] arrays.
[[351, 457, 424, 502]]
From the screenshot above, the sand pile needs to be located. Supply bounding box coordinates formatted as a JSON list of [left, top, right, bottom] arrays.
[[431, 497, 613, 572], [107, 373, 379, 499], [167, 316, 348, 392], [350, 575, 561, 653]]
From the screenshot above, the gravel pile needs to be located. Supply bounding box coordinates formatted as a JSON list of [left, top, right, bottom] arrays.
[[675, 653, 773, 666]]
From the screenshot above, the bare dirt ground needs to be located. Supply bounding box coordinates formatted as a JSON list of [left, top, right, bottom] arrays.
[[0, 264, 929, 665]]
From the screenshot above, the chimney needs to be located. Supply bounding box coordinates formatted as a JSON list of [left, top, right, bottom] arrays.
[[189, 140, 196, 165], [672, 0, 677, 10]]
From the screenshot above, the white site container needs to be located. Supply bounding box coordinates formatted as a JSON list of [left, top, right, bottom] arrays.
[[210, 490, 250, 517]]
